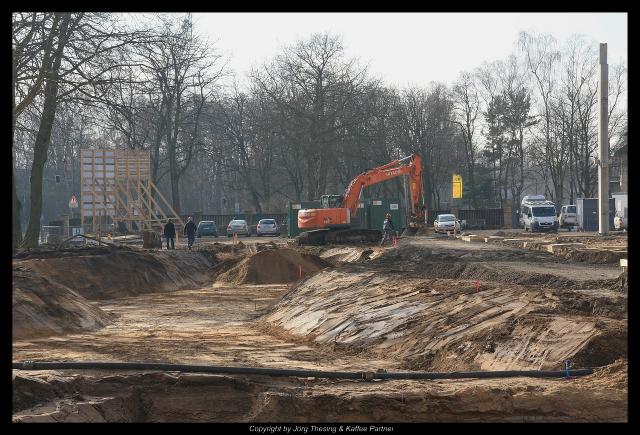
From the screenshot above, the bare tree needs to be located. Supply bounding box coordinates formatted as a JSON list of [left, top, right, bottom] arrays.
[[452, 71, 481, 208], [18, 13, 76, 248], [251, 33, 375, 200], [14, 12, 146, 248], [519, 31, 568, 206], [131, 14, 226, 214]]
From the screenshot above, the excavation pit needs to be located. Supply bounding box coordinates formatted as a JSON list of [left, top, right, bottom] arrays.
[[12, 237, 628, 422]]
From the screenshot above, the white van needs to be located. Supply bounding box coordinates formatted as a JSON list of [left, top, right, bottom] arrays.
[[520, 195, 558, 233], [559, 205, 577, 228]]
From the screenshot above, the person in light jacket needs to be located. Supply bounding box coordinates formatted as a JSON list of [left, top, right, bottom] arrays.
[[380, 213, 396, 246]]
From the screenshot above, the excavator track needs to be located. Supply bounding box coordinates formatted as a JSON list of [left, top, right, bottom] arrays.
[[295, 229, 330, 246], [296, 229, 381, 245]]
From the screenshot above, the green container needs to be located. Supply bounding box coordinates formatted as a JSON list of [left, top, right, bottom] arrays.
[[350, 198, 370, 229], [288, 201, 321, 237], [367, 197, 403, 232]]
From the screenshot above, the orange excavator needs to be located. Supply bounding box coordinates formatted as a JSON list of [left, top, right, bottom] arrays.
[[296, 154, 427, 245]]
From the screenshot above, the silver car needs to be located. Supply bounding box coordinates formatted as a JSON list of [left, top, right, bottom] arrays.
[[226, 219, 250, 237], [434, 214, 461, 233], [256, 219, 279, 236]]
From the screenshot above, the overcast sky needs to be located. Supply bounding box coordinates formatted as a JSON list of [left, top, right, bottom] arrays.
[[189, 12, 627, 89]]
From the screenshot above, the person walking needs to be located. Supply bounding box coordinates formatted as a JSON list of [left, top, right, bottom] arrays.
[[184, 216, 197, 250], [164, 219, 176, 250], [380, 213, 396, 246]]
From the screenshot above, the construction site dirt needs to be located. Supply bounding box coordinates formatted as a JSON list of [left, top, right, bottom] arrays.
[[12, 233, 628, 422]]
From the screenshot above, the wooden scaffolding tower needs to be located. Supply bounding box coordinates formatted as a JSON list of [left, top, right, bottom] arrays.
[[80, 149, 184, 235]]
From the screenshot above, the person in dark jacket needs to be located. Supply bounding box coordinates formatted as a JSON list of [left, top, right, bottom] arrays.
[[164, 219, 176, 250], [184, 217, 197, 250], [380, 213, 396, 246]]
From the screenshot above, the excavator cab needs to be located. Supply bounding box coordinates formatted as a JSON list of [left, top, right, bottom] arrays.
[[320, 195, 344, 209]]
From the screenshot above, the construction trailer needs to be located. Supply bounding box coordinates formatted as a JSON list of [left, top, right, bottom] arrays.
[[576, 198, 615, 231]]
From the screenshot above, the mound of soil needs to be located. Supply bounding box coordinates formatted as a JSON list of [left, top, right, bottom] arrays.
[[413, 226, 434, 236], [15, 249, 216, 301], [319, 246, 383, 264], [13, 245, 130, 261], [216, 248, 332, 284], [264, 239, 627, 372], [563, 249, 627, 264], [571, 327, 628, 368], [492, 231, 538, 238], [582, 359, 628, 390], [614, 272, 628, 291], [13, 267, 111, 340]]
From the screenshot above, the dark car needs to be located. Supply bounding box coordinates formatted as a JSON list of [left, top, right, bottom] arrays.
[[196, 221, 218, 237]]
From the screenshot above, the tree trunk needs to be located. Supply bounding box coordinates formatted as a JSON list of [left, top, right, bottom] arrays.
[[13, 169, 23, 249], [12, 48, 23, 249], [168, 147, 180, 215], [167, 93, 181, 215], [21, 13, 71, 248]]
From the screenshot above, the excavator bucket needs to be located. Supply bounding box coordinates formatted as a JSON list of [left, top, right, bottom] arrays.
[[401, 215, 426, 237], [402, 227, 419, 236]]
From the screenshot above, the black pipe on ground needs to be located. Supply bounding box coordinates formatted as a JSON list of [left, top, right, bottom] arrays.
[[12, 361, 594, 380]]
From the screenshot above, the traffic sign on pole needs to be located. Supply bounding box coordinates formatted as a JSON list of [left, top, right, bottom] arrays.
[[453, 174, 463, 199]]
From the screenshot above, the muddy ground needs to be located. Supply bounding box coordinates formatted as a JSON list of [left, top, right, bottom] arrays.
[[12, 234, 628, 422]]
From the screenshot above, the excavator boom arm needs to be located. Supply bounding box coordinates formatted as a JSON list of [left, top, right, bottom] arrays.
[[342, 154, 424, 217]]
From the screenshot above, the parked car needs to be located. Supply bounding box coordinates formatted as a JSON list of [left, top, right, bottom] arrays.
[[559, 205, 577, 228], [256, 219, 279, 237], [196, 220, 218, 238], [227, 219, 250, 237], [614, 213, 627, 230], [434, 214, 461, 233]]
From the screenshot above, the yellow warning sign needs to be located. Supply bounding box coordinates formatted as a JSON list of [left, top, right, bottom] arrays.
[[453, 174, 463, 198]]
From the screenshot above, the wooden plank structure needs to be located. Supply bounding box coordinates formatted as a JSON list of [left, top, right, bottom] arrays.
[[80, 149, 184, 235]]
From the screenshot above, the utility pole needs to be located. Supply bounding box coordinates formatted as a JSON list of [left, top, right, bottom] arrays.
[[598, 43, 609, 235]]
